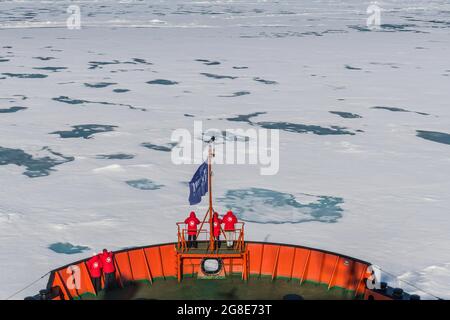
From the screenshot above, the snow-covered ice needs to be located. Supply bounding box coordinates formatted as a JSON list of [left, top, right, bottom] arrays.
[[0, 0, 449, 299]]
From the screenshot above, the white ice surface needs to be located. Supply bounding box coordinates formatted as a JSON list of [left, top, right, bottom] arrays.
[[0, 0, 449, 299]]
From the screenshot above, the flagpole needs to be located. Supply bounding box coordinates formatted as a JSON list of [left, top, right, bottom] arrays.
[[208, 138, 214, 251]]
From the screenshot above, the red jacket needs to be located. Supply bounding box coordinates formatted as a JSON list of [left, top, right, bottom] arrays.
[[185, 212, 200, 236], [212, 214, 222, 237], [87, 255, 102, 278], [223, 211, 237, 231], [100, 250, 115, 274]]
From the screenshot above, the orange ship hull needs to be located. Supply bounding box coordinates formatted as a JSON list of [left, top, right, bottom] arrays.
[[43, 241, 392, 300]]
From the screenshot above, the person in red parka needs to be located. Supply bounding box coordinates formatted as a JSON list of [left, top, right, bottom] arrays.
[[184, 211, 200, 248], [87, 253, 103, 293], [100, 249, 116, 291], [223, 210, 238, 248], [212, 212, 222, 250]]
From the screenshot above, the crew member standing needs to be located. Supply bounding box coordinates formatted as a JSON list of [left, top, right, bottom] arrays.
[[184, 211, 200, 248], [100, 249, 116, 291], [87, 253, 103, 294], [223, 210, 238, 248], [212, 212, 222, 250]]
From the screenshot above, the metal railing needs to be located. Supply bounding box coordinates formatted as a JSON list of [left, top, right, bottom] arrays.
[[176, 222, 245, 253]]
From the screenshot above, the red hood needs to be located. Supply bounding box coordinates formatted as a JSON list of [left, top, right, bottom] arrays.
[[225, 211, 234, 217]]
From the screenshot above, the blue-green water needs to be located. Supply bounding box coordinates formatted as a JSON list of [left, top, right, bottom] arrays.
[[84, 82, 117, 88], [53, 96, 145, 111], [88, 60, 123, 70], [329, 111, 362, 119], [201, 130, 250, 143], [146, 79, 178, 85], [344, 65, 362, 70], [200, 73, 237, 80], [195, 59, 220, 65], [49, 242, 90, 254], [141, 142, 177, 152], [96, 153, 135, 160], [348, 24, 423, 33], [33, 56, 55, 61], [226, 112, 266, 123], [0, 106, 27, 113], [416, 130, 450, 145], [373, 106, 409, 112], [87, 58, 150, 70], [53, 96, 86, 104], [225, 113, 354, 135], [256, 122, 355, 135], [126, 179, 164, 190], [113, 88, 130, 93], [218, 188, 344, 224], [2, 72, 47, 78], [379, 23, 423, 32], [253, 77, 278, 84], [33, 67, 67, 72], [132, 58, 152, 65], [220, 91, 250, 97], [0, 146, 74, 177], [372, 106, 429, 116], [89, 60, 118, 69], [50, 124, 118, 139], [233, 66, 248, 69]]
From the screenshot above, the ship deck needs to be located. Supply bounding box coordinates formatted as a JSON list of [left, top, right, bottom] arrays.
[[84, 275, 360, 300]]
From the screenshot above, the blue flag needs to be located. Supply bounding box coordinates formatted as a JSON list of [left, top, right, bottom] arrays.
[[189, 162, 209, 205]]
